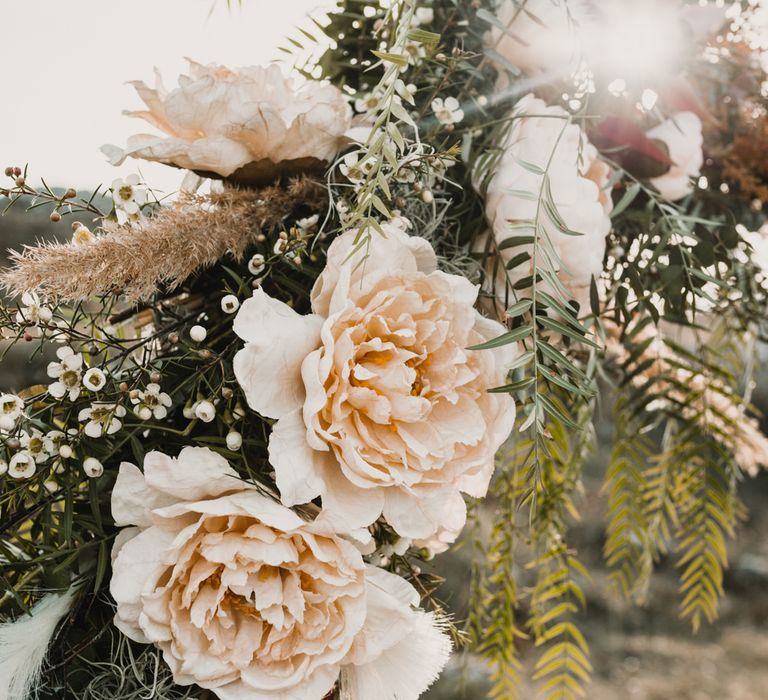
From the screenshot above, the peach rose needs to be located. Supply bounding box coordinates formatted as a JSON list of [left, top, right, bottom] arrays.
[[110, 446, 450, 700], [647, 112, 704, 201], [102, 61, 352, 186], [233, 225, 516, 549], [484, 93, 613, 312]]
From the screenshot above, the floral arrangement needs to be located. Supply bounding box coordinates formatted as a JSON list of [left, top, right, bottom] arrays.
[[1, 1, 768, 699]]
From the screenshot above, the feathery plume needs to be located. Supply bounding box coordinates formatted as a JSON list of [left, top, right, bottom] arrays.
[[1, 178, 325, 303], [0, 588, 76, 700]]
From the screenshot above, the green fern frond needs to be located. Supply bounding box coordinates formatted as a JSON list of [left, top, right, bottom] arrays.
[[602, 415, 656, 603]]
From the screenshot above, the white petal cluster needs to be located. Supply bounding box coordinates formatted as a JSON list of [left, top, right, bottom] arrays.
[[234, 224, 516, 551], [111, 174, 147, 225], [484, 93, 613, 310], [78, 403, 126, 438], [47, 347, 84, 401], [131, 383, 172, 420], [102, 61, 352, 185], [0, 394, 24, 432], [483, 0, 591, 78], [646, 112, 704, 202], [110, 447, 451, 699]]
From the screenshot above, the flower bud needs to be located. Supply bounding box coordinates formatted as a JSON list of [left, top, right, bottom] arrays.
[[194, 400, 216, 423], [221, 387, 234, 400], [50, 211, 62, 223], [5, 437, 21, 451], [12, 167, 21, 177], [4, 167, 12, 177], [189, 325, 207, 343], [15, 176, 25, 187], [59, 445, 73, 460], [83, 457, 103, 478], [225, 431, 243, 451], [64, 188, 77, 199]]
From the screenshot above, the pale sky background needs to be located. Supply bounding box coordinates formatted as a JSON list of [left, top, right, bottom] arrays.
[[2, 0, 333, 195]]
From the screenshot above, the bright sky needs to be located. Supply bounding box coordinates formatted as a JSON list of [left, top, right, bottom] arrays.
[[2, 0, 332, 194]]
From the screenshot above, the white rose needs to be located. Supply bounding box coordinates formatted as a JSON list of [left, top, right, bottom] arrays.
[[233, 225, 516, 545], [484, 0, 590, 78], [111, 446, 451, 700], [484, 94, 613, 311], [646, 112, 704, 201], [102, 61, 352, 186]]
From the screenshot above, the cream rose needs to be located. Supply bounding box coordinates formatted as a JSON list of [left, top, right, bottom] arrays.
[[110, 446, 450, 700], [102, 61, 352, 186], [233, 225, 516, 549], [646, 112, 704, 201], [484, 0, 590, 78], [484, 93, 613, 311]]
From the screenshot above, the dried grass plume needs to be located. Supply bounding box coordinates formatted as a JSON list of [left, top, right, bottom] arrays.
[[1, 178, 325, 302]]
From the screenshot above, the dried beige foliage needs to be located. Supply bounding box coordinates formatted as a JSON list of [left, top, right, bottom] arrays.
[[1, 178, 325, 303]]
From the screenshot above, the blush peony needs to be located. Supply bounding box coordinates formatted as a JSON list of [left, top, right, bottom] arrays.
[[110, 446, 450, 700], [646, 112, 704, 201], [233, 225, 516, 549], [483, 93, 613, 312], [102, 61, 352, 186]]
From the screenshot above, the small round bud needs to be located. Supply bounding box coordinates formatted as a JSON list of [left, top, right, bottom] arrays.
[[293, 256, 302, 267], [118, 381, 129, 392], [435, 52, 447, 62], [194, 400, 216, 423], [221, 387, 234, 400], [15, 176, 25, 187], [168, 332, 180, 345], [189, 325, 207, 343], [251, 280, 261, 289], [477, 95, 489, 107], [421, 190, 434, 204], [221, 295, 240, 314], [12, 167, 21, 177], [64, 188, 77, 199], [71, 221, 83, 231], [23, 331, 34, 342], [150, 370, 162, 384], [59, 444, 73, 459], [50, 211, 61, 223], [413, 182, 423, 193], [199, 349, 214, 361], [255, 233, 266, 243], [83, 457, 103, 478], [4, 167, 13, 177], [129, 389, 140, 401], [395, 197, 407, 209], [225, 431, 243, 451], [5, 437, 21, 451]]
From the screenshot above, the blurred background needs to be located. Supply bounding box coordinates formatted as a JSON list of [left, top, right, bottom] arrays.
[[2, 2, 768, 699]]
